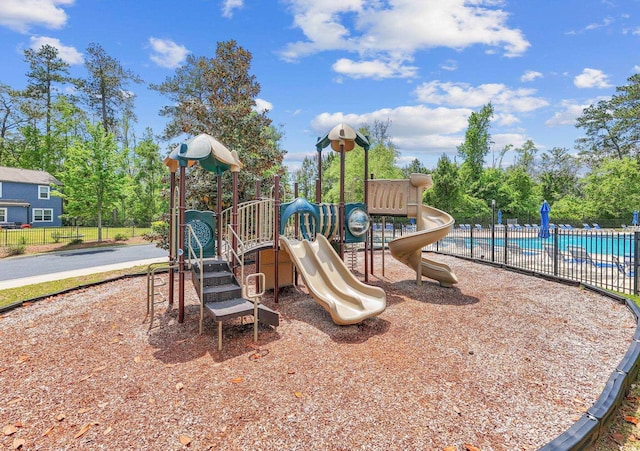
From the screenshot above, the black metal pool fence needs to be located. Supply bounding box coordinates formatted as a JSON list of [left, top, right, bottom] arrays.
[[426, 225, 640, 296]]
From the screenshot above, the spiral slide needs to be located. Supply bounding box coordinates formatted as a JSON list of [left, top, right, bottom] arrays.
[[387, 205, 459, 287], [368, 173, 458, 287], [279, 234, 386, 325]]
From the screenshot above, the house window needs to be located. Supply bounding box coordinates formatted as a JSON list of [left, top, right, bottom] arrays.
[[0, 208, 6, 222], [33, 208, 53, 222], [38, 185, 50, 199]]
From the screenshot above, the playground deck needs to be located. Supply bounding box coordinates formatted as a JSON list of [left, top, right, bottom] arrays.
[[0, 252, 634, 450]]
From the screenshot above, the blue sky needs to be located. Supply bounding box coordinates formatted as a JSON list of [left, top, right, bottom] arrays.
[[0, 0, 639, 173]]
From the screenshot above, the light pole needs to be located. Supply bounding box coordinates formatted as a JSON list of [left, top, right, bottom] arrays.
[[491, 199, 496, 262]]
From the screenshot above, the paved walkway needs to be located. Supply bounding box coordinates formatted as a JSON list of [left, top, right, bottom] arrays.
[[0, 244, 169, 290], [0, 257, 168, 290]]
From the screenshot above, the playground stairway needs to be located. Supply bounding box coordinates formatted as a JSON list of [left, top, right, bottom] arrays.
[[190, 258, 279, 334]]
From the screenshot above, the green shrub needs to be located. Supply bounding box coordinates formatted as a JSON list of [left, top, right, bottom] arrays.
[[143, 220, 169, 250], [69, 238, 83, 245], [114, 233, 129, 241], [6, 243, 26, 256]]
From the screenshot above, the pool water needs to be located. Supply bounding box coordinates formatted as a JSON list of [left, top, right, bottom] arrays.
[[471, 232, 636, 256]]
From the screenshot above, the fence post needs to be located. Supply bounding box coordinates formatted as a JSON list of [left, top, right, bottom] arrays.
[[503, 226, 507, 263], [470, 226, 474, 259], [553, 227, 559, 277], [634, 232, 639, 296]]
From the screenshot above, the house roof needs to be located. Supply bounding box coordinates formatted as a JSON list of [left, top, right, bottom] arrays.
[[0, 166, 62, 185]]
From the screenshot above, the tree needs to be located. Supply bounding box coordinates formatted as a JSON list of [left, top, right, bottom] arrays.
[[130, 128, 166, 225], [581, 157, 640, 219], [80, 43, 143, 135], [23, 44, 80, 172], [575, 73, 640, 166], [457, 103, 494, 188], [511, 139, 538, 175], [402, 158, 428, 177], [294, 155, 318, 201], [538, 147, 580, 205], [151, 40, 286, 206], [0, 83, 28, 166], [56, 123, 124, 241], [575, 99, 626, 166], [424, 154, 462, 214]]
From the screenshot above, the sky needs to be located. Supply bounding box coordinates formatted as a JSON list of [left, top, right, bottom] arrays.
[[0, 0, 639, 173]]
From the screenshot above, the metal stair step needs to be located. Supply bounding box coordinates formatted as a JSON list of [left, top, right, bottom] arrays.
[[194, 258, 230, 273], [203, 299, 279, 327], [192, 269, 235, 287], [204, 298, 255, 322], [200, 283, 242, 303]]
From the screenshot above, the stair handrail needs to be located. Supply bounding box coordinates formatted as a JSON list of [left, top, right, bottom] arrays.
[[225, 223, 248, 299], [245, 272, 265, 343], [184, 224, 206, 333]]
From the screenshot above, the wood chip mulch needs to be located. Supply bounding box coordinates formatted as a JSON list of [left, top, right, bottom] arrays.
[[0, 252, 635, 450]]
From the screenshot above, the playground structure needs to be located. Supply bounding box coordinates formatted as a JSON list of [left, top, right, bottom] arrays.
[[148, 124, 458, 347]]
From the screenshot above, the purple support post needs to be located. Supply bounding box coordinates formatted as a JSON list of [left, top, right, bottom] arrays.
[[316, 146, 322, 203], [231, 170, 239, 262], [364, 147, 369, 282], [274, 175, 281, 303], [339, 142, 345, 259], [216, 174, 222, 258], [294, 181, 299, 286], [369, 173, 375, 276], [178, 163, 186, 323], [168, 170, 176, 308]]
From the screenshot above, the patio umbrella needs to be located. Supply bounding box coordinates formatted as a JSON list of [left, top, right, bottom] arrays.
[[633, 210, 638, 226], [538, 200, 551, 239], [497, 209, 502, 225]]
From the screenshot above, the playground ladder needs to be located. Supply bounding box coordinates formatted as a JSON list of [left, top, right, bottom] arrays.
[[145, 261, 179, 330], [347, 242, 358, 272]]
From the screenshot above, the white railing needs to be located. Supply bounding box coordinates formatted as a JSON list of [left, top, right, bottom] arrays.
[[220, 199, 276, 255]]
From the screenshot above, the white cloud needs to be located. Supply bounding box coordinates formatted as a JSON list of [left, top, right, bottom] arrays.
[[440, 59, 458, 71], [521, 70, 543, 82], [332, 57, 417, 79], [574, 68, 612, 88], [280, 0, 529, 79], [495, 113, 520, 126], [254, 98, 273, 113], [544, 100, 590, 126], [311, 105, 472, 157], [0, 0, 72, 33], [585, 17, 613, 31], [414, 80, 549, 112], [222, 0, 243, 18], [29, 35, 82, 64], [148, 38, 189, 69], [633, 65, 640, 73]]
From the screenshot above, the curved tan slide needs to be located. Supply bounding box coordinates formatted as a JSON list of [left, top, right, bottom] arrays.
[[388, 205, 459, 287], [279, 234, 386, 325]]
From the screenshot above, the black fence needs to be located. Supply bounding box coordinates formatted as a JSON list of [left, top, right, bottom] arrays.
[[424, 225, 640, 296], [0, 226, 151, 248]]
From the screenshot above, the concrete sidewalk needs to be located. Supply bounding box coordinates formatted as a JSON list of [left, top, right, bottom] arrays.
[[0, 257, 168, 290]]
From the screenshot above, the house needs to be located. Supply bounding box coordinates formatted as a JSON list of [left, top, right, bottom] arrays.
[[0, 166, 63, 228]]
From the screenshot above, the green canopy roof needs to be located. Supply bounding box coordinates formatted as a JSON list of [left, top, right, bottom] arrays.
[[167, 133, 242, 174]]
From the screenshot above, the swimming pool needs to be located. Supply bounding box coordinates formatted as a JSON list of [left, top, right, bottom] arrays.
[[470, 232, 637, 256]]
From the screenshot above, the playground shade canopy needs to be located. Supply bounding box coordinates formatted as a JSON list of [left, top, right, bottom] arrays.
[[168, 133, 242, 174]]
